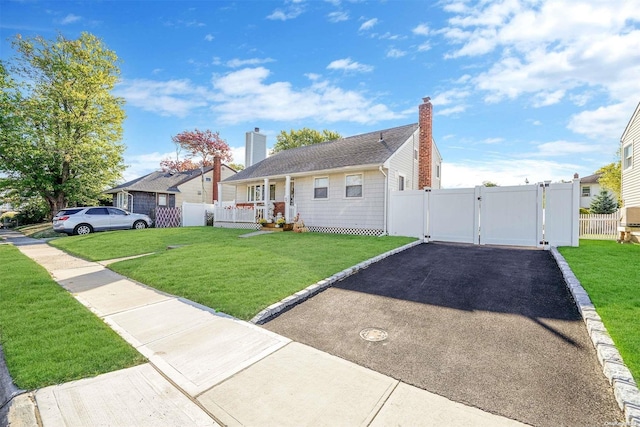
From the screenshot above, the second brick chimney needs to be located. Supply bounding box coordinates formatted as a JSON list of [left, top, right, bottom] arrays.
[[418, 97, 433, 189]]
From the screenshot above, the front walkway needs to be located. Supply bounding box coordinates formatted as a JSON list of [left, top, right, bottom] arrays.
[[3, 230, 525, 426]]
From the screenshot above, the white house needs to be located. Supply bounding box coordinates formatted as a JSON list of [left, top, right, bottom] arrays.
[[217, 98, 442, 236], [621, 101, 640, 207], [619, 101, 640, 242], [579, 173, 616, 210]]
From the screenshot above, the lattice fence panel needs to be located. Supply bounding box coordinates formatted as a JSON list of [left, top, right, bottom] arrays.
[[307, 226, 384, 237], [156, 207, 181, 228]]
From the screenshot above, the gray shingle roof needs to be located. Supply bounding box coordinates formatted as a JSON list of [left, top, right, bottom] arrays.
[[580, 173, 601, 184], [224, 123, 419, 182], [106, 166, 213, 194]]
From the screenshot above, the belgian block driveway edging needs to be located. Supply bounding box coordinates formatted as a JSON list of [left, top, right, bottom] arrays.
[[250, 239, 423, 325], [551, 247, 640, 427]]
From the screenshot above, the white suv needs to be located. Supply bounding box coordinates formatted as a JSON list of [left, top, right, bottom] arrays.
[[53, 207, 153, 236]]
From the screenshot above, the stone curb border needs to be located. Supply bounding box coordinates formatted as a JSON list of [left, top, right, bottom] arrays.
[[551, 247, 640, 427], [250, 239, 423, 325]]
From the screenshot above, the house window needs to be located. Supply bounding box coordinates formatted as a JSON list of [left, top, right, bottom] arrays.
[[247, 184, 276, 201], [345, 174, 363, 198], [582, 186, 591, 197], [314, 177, 329, 199], [414, 148, 418, 160], [158, 194, 167, 206], [436, 164, 441, 179], [623, 143, 633, 170], [398, 175, 405, 191], [247, 185, 262, 202], [205, 177, 212, 182]]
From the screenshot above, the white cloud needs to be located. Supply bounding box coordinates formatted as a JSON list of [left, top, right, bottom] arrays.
[[530, 140, 604, 157], [412, 23, 430, 36], [386, 48, 406, 58], [60, 14, 81, 25], [115, 79, 211, 118], [328, 11, 349, 22], [226, 57, 276, 68], [443, 159, 582, 188], [326, 58, 373, 73], [267, 3, 305, 21], [568, 101, 637, 140], [204, 34, 214, 42], [438, 0, 640, 137], [210, 67, 405, 124], [230, 146, 245, 166], [417, 42, 431, 52], [122, 152, 171, 183], [359, 18, 378, 31]]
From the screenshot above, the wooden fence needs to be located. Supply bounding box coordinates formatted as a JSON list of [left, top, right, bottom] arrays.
[[579, 211, 620, 239]]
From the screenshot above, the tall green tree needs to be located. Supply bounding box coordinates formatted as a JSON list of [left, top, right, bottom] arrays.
[[0, 32, 126, 219], [271, 128, 342, 153], [590, 189, 618, 214], [596, 160, 621, 206]]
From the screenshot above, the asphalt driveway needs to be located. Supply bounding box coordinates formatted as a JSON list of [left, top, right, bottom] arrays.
[[263, 242, 622, 427]]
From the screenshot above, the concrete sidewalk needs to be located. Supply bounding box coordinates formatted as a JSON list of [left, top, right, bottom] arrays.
[[2, 230, 526, 426]]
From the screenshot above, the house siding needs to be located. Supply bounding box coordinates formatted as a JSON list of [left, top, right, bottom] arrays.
[[120, 192, 175, 218], [294, 169, 385, 229], [622, 108, 640, 207], [388, 132, 418, 191], [176, 170, 213, 205]]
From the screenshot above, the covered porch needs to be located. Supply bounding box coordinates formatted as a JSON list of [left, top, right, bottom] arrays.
[[213, 176, 297, 226]]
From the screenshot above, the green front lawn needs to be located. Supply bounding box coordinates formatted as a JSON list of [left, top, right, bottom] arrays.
[[558, 240, 640, 382], [0, 245, 145, 390], [51, 227, 415, 320]]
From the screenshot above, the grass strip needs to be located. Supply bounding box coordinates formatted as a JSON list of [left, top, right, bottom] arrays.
[[0, 245, 145, 390], [558, 240, 640, 382], [51, 227, 416, 320]]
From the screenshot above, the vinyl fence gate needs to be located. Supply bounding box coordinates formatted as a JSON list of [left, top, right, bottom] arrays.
[[388, 181, 580, 248]]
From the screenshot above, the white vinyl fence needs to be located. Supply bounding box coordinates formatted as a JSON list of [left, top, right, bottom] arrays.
[[388, 180, 580, 248], [579, 211, 620, 240], [182, 202, 215, 227]]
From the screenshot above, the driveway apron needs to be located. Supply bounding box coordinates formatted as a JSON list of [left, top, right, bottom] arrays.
[[264, 242, 623, 427]]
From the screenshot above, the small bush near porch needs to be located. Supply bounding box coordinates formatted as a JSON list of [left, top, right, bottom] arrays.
[[50, 228, 415, 321], [559, 240, 640, 382]]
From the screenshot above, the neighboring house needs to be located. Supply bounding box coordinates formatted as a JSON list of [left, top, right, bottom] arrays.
[[218, 98, 442, 236], [579, 173, 616, 209], [105, 159, 236, 218], [621, 101, 640, 208]]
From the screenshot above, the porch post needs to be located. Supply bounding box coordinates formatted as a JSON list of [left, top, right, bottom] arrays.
[[264, 178, 269, 220], [285, 175, 291, 223]]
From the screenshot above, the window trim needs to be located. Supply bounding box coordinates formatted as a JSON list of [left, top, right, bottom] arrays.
[[623, 142, 633, 171], [345, 173, 363, 199], [581, 186, 591, 197], [398, 173, 406, 191], [158, 194, 168, 206], [313, 176, 329, 200]]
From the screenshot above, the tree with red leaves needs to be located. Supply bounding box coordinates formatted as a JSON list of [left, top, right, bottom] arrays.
[[160, 129, 232, 173]]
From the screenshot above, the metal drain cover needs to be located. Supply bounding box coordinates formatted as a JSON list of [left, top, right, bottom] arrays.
[[360, 328, 388, 342]]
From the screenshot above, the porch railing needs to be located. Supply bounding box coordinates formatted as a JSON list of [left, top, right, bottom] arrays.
[[213, 205, 266, 223]]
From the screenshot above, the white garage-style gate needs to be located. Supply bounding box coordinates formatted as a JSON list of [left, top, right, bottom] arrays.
[[388, 180, 580, 248]]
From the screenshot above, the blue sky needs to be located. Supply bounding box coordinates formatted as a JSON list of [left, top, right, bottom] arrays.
[[2, 0, 639, 187]]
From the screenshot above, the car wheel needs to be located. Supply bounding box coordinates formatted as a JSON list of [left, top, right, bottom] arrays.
[[74, 224, 93, 235], [133, 220, 147, 230]]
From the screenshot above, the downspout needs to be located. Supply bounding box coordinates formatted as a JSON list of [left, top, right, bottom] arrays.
[[379, 166, 388, 236]]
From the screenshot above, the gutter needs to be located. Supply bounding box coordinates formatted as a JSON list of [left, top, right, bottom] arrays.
[[379, 166, 388, 235]]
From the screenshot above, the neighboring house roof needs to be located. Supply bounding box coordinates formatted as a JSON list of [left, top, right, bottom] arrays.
[[105, 166, 214, 194], [580, 173, 602, 184], [224, 123, 419, 183]]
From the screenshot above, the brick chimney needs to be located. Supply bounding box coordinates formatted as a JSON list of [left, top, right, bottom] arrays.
[[212, 157, 221, 202], [418, 97, 433, 189]]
